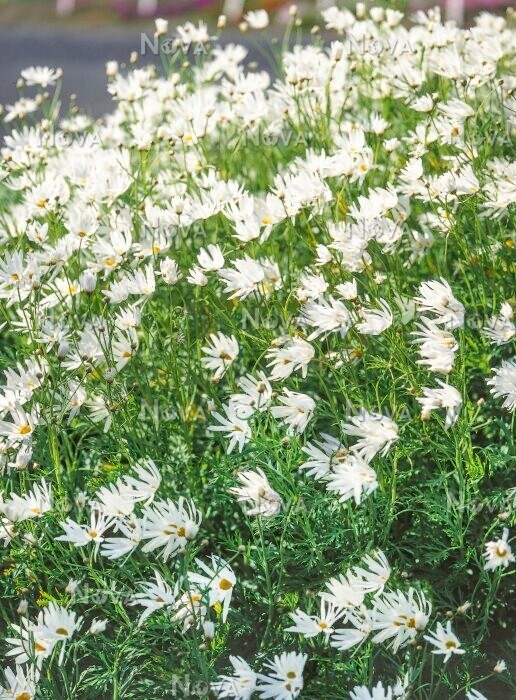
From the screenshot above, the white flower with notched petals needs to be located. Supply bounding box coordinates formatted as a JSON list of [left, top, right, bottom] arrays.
[[487, 360, 516, 412], [130, 570, 177, 626], [256, 651, 307, 700], [321, 571, 365, 614], [211, 656, 257, 699], [89, 618, 108, 634], [90, 481, 138, 519], [349, 682, 393, 700], [324, 453, 378, 505], [424, 621, 465, 662], [21, 65, 62, 88], [371, 588, 431, 652], [100, 518, 144, 560], [286, 599, 343, 638], [270, 390, 315, 435], [0, 665, 39, 700], [412, 317, 458, 375], [352, 550, 391, 596], [122, 458, 162, 504], [201, 332, 239, 380], [208, 403, 251, 453], [56, 511, 115, 557], [300, 433, 346, 479], [0, 403, 39, 444], [414, 279, 464, 329], [6, 603, 81, 667], [483, 302, 515, 345], [342, 409, 398, 462], [330, 606, 373, 652], [483, 528, 514, 570], [197, 244, 225, 271], [0, 478, 51, 522], [417, 380, 462, 428], [230, 372, 273, 415], [298, 296, 351, 340], [141, 497, 202, 560], [160, 258, 181, 284], [230, 468, 282, 517], [244, 9, 269, 29], [172, 589, 207, 631], [188, 556, 236, 623], [355, 299, 393, 335], [266, 337, 314, 381]]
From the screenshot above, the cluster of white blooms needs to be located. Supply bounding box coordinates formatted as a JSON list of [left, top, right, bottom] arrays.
[[131, 554, 236, 629], [56, 459, 202, 562], [0, 3, 514, 698], [212, 651, 307, 700], [285, 550, 434, 655], [299, 409, 398, 507]]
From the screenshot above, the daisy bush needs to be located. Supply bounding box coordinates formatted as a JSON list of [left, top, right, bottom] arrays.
[[0, 4, 515, 699]]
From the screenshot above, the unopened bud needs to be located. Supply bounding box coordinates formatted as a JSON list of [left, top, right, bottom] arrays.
[[106, 61, 119, 78], [104, 367, 117, 384], [57, 341, 70, 360], [79, 270, 97, 293], [202, 621, 215, 640], [154, 18, 168, 37]]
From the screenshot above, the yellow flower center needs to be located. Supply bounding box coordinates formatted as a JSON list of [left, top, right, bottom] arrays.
[[219, 578, 233, 590]]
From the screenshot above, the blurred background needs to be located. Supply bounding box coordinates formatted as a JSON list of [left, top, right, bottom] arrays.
[[0, 0, 513, 117]]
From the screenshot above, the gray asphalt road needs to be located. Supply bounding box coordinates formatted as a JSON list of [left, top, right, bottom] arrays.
[[0, 27, 278, 123], [1, 27, 162, 119]]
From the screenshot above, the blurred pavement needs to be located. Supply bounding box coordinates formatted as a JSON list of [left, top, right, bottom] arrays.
[[1, 27, 161, 119], [0, 27, 277, 121]]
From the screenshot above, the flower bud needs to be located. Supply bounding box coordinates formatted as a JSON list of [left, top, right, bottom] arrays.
[[79, 270, 97, 293], [106, 61, 118, 78], [154, 18, 168, 37]]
